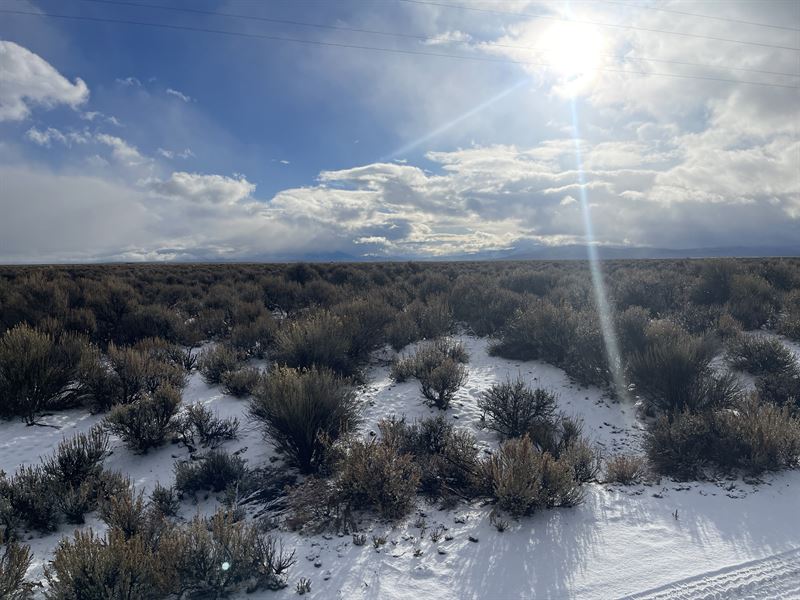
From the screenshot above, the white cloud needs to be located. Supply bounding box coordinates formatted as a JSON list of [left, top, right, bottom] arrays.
[[166, 88, 192, 102], [423, 30, 472, 46], [0, 40, 89, 121], [95, 133, 147, 165], [25, 126, 66, 147], [116, 76, 141, 87], [158, 147, 195, 159], [143, 172, 255, 206]]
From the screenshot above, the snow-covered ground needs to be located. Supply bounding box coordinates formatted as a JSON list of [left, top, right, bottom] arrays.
[[2, 335, 799, 599]]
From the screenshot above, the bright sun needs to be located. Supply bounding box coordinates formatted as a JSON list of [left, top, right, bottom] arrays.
[[541, 23, 605, 79]]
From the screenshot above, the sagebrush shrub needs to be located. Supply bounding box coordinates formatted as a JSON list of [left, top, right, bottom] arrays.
[[479, 378, 557, 439], [176, 402, 239, 450], [628, 330, 738, 414], [386, 311, 421, 352], [99, 485, 150, 540], [726, 334, 796, 376], [336, 437, 420, 519], [107, 343, 186, 404], [615, 306, 650, 357], [249, 366, 360, 473], [728, 273, 779, 329], [483, 435, 582, 516], [104, 384, 181, 453], [272, 311, 355, 376], [0, 324, 84, 423], [419, 358, 468, 409], [197, 344, 241, 385], [221, 367, 261, 398], [56, 481, 95, 525], [645, 411, 715, 479], [409, 295, 453, 339], [76, 345, 122, 412], [378, 416, 480, 500], [3, 465, 60, 533], [0, 532, 35, 600], [690, 260, 737, 305], [490, 300, 576, 364], [716, 396, 800, 474], [229, 314, 277, 358], [756, 367, 800, 409], [604, 454, 647, 485], [44, 529, 169, 600], [391, 339, 469, 409], [161, 509, 296, 595], [334, 295, 396, 360], [42, 427, 109, 487], [449, 277, 523, 336], [149, 483, 180, 518], [174, 450, 247, 495]]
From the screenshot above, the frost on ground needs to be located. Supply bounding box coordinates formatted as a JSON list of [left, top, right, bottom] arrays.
[[2, 335, 799, 599]]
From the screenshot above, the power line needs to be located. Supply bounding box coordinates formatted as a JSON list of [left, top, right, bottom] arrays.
[[398, 0, 800, 52], [67, 0, 800, 79], [597, 0, 800, 33], [1, 7, 798, 90]]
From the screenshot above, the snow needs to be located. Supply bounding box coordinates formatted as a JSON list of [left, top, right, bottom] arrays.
[[2, 334, 799, 599]]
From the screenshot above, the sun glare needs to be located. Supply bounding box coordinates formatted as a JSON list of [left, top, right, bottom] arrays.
[[542, 23, 604, 79]]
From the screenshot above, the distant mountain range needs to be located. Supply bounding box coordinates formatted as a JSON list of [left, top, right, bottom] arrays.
[[241, 244, 800, 263]]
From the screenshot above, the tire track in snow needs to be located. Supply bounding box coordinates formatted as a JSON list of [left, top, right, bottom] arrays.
[[620, 547, 800, 600]]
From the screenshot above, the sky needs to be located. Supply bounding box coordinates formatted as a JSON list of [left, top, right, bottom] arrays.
[[0, 0, 798, 262]]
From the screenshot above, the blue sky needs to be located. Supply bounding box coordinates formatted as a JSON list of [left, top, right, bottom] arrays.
[[0, 0, 798, 261]]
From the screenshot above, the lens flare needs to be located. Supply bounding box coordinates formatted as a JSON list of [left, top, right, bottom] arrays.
[[568, 98, 629, 402]]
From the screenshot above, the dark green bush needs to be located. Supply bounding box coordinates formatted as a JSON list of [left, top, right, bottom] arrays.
[[2, 465, 60, 533], [478, 378, 557, 439], [756, 367, 800, 409], [249, 366, 360, 473], [645, 410, 715, 479], [104, 385, 182, 453], [149, 483, 180, 518], [728, 273, 779, 329], [197, 344, 241, 385], [221, 367, 261, 398], [378, 416, 480, 500], [334, 295, 396, 360], [103, 343, 186, 407], [615, 306, 650, 357], [272, 311, 355, 377], [491, 300, 576, 364], [409, 295, 453, 339], [176, 402, 239, 450], [42, 427, 110, 487], [0, 324, 84, 423], [726, 334, 796, 376], [419, 357, 468, 409], [229, 314, 277, 359], [174, 450, 247, 495], [161, 510, 296, 595], [628, 329, 738, 414], [57, 481, 95, 525], [386, 311, 421, 351], [0, 532, 35, 600]]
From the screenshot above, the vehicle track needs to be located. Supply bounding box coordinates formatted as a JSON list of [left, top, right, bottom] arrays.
[[620, 547, 800, 600]]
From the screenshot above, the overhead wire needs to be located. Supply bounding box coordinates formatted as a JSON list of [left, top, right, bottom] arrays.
[[63, 0, 800, 79], [1, 7, 797, 90], [398, 0, 800, 52]]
